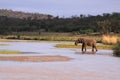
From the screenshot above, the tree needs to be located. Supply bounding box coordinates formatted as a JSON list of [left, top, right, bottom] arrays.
[[97, 20, 111, 34]]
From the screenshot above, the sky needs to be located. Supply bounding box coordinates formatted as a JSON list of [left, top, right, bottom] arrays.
[[0, 0, 120, 17]]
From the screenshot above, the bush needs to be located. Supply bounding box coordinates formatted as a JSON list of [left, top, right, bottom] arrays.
[[6, 36, 17, 39], [79, 29, 93, 34], [102, 35, 118, 45], [113, 42, 120, 57]]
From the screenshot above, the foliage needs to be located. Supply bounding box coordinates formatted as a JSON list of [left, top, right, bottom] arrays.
[[79, 29, 93, 34], [97, 19, 120, 34], [97, 20, 111, 34], [0, 9, 120, 35], [113, 42, 120, 57]]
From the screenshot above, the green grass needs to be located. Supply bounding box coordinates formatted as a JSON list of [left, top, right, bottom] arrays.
[[113, 42, 120, 57], [55, 43, 114, 50], [0, 44, 9, 46], [0, 50, 20, 54]]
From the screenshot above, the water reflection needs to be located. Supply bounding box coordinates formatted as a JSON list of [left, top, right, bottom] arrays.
[[74, 48, 113, 56]]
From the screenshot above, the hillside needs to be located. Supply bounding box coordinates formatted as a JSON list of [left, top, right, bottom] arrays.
[[0, 9, 54, 19]]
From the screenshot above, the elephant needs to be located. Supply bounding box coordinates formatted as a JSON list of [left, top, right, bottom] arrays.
[[75, 38, 98, 52]]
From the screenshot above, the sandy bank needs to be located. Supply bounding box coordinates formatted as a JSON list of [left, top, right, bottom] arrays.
[[0, 55, 72, 62]]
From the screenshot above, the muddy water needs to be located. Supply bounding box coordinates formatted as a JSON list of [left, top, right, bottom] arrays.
[[0, 42, 120, 80]]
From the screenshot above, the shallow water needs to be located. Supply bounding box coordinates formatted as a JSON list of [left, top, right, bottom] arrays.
[[0, 42, 120, 80]]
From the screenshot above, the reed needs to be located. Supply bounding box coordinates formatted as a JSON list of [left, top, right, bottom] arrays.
[[102, 35, 118, 45]]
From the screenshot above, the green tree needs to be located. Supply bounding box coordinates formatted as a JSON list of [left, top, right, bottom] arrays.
[[97, 20, 111, 34]]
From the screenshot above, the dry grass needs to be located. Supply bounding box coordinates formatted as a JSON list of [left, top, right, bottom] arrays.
[[102, 35, 118, 45], [1, 33, 120, 43]]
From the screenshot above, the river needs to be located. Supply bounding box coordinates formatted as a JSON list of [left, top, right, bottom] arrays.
[[0, 42, 120, 80]]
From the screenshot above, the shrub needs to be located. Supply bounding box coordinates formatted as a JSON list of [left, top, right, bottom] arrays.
[[23, 37, 31, 40], [113, 42, 120, 57], [6, 36, 17, 39], [17, 35, 20, 39], [79, 29, 93, 34], [102, 35, 118, 45]]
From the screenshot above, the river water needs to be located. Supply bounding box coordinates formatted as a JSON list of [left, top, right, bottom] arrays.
[[0, 42, 120, 80]]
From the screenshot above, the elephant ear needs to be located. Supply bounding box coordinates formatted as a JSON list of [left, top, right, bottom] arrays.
[[81, 38, 84, 43], [78, 38, 81, 43], [78, 38, 84, 43]]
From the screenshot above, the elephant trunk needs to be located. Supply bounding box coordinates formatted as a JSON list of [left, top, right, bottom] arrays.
[[75, 41, 78, 46]]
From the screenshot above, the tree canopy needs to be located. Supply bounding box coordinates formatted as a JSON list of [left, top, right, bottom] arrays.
[[0, 9, 120, 35]]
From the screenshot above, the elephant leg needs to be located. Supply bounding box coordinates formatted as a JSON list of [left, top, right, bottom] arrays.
[[94, 46, 98, 51], [92, 45, 94, 52], [82, 46, 84, 52], [84, 46, 87, 52], [83, 44, 87, 52], [91, 45, 97, 54], [82, 44, 84, 52]]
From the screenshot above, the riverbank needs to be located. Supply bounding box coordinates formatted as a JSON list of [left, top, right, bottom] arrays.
[[0, 39, 114, 50]]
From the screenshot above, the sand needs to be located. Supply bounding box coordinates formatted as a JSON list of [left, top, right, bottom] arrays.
[[0, 55, 72, 62]]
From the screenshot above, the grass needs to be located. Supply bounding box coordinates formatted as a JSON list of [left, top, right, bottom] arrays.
[[55, 43, 114, 50], [102, 35, 118, 45], [0, 34, 102, 42], [113, 42, 120, 57], [0, 33, 120, 43], [0, 50, 20, 54], [0, 44, 9, 46]]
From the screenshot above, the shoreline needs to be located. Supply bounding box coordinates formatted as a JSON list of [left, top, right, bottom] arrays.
[[0, 39, 113, 50]]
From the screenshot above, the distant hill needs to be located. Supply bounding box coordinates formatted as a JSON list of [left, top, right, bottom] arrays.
[[0, 9, 54, 19]]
